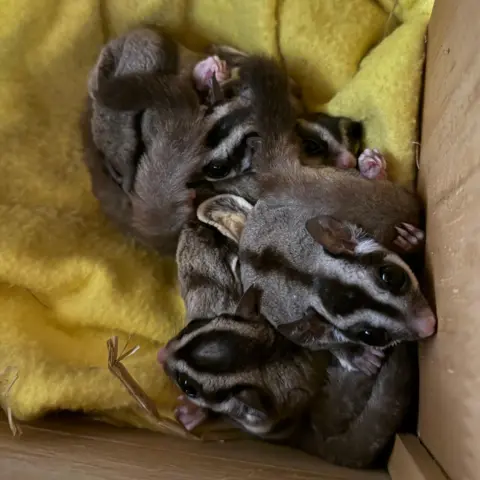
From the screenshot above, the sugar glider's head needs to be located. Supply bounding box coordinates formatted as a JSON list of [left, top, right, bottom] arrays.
[[278, 215, 437, 351], [296, 112, 364, 169], [158, 286, 319, 438]]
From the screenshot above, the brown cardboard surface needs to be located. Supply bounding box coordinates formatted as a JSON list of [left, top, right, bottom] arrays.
[[417, 0, 480, 479], [388, 435, 448, 480], [0, 415, 388, 480]]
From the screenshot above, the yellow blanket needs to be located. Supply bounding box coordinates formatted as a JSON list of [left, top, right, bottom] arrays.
[[0, 0, 433, 431]]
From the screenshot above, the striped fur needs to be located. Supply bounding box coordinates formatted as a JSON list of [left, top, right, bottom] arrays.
[[239, 201, 436, 370], [160, 289, 415, 468], [161, 286, 328, 438], [194, 53, 366, 204], [193, 193, 434, 374]]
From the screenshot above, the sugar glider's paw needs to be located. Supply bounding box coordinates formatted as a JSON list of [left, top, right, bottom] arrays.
[[193, 56, 230, 91], [335, 346, 385, 376], [393, 223, 425, 253], [358, 148, 388, 180], [175, 396, 209, 432], [351, 347, 385, 376]]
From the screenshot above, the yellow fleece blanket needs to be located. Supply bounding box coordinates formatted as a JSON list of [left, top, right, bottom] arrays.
[[0, 0, 433, 431]]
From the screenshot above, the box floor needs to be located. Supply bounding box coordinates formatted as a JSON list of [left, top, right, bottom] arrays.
[[0, 415, 388, 480]]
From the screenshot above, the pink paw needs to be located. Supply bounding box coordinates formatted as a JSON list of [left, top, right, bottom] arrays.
[[175, 395, 209, 432], [393, 223, 425, 253], [352, 347, 385, 376], [358, 148, 388, 180], [193, 56, 230, 92]]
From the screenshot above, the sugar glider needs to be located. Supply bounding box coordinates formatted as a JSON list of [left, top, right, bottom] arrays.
[[159, 285, 416, 469], [194, 194, 435, 374], [82, 26, 233, 255]]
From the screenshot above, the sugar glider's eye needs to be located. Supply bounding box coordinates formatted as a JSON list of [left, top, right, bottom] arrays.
[[302, 137, 329, 156], [354, 327, 391, 347], [176, 372, 198, 398], [378, 264, 409, 294], [203, 161, 232, 180]]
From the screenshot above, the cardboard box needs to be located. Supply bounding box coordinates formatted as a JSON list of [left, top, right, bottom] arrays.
[[1, 0, 478, 478], [389, 0, 480, 479]]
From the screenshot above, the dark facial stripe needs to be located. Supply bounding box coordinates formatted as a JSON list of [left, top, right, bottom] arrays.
[[299, 113, 343, 143], [317, 278, 401, 319], [242, 248, 400, 320], [240, 247, 314, 288], [174, 318, 212, 343], [205, 107, 252, 148], [176, 330, 272, 374]]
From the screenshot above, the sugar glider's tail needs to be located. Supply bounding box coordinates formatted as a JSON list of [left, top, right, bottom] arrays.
[[238, 55, 299, 173], [298, 343, 416, 468]]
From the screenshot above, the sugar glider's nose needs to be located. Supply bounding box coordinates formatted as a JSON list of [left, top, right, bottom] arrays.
[[412, 307, 437, 338], [335, 150, 357, 169]]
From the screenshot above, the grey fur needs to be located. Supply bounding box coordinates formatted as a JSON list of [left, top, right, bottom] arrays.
[[176, 220, 241, 321], [161, 286, 329, 438], [176, 194, 252, 321], [82, 27, 212, 255], [240, 200, 435, 344], [206, 192, 435, 372], [290, 342, 416, 468], [160, 289, 415, 468]]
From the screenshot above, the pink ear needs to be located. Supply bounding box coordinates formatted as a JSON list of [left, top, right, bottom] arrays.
[[305, 215, 357, 256]]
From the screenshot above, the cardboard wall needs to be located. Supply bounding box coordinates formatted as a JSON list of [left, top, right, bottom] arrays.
[[416, 0, 480, 479]]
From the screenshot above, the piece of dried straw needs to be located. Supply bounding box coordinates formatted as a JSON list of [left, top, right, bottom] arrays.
[[0, 366, 22, 437], [106, 336, 199, 440]]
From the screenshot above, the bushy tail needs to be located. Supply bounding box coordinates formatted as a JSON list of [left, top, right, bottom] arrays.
[[238, 55, 299, 173], [300, 344, 416, 468]]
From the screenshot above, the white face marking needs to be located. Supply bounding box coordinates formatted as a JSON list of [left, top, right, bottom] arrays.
[[296, 118, 344, 156], [354, 237, 380, 255]]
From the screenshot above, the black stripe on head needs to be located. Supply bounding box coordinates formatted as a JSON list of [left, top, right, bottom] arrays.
[[205, 107, 252, 148], [317, 278, 401, 319], [174, 318, 213, 343], [176, 329, 271, 374], [299, 113, 343, 144], [240, 247, 314, 289]]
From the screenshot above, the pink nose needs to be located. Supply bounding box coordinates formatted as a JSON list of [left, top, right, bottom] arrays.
[[413, 309, 437, 338], [157, 347, 168, 365], [335, 151, 357, 169]]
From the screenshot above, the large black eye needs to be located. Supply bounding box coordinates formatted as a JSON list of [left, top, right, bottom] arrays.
[[349, 327, 391, 347], [378, 264, 409, 294], [302, 137, 329, 156], [176, 372, 198, 398], [203, 161, 232, 179]]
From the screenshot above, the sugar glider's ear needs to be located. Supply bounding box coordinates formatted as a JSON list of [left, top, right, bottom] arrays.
[[305, 215, 357, 256], [207, 44, 250, 67], [197, 194, 253, 244], [232, 387, 269, 421], [235, 285, 262, 320], [277, 307, 335, 349], [88, 27, 178, 111]]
